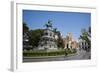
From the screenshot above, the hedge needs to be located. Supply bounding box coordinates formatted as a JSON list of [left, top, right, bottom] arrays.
[[23, 50, 65, 57], [23, 49, 77, 57]]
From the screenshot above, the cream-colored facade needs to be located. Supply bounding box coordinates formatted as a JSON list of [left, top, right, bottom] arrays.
[[63, 33, 78, 49]]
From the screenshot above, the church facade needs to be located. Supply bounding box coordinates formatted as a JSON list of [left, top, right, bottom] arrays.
[[63, 33, 78, 50]]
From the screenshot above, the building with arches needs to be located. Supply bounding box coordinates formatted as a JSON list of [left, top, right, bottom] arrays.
[[38, 20, 58, 50]]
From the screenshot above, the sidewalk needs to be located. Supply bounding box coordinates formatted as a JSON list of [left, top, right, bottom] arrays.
[[23, 53, 77, 59], [23, 55, 65, 59]]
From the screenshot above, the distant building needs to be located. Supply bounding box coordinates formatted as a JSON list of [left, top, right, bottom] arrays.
[[63, 33, 78, 50], [78, 39, 89, 51]]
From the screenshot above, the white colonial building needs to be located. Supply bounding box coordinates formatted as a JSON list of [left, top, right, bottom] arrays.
[[38, 20, 58, 50], [78, 39, 89, 51]]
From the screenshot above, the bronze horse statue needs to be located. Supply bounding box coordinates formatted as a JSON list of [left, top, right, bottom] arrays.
[[45, 20, 52, 28]]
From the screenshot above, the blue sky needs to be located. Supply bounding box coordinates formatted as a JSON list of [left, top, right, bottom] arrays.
[[23, 10, 91, 40]]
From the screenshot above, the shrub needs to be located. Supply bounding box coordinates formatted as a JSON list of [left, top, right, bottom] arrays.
[[23, 49, 65, 57], [23, 49, 77, 57]]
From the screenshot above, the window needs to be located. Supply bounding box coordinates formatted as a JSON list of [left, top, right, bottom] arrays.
[[41, 44, 43, 47], [50, 33, 52, 36], [67, 44, 69, 48], [50, 45, 51, 48], [45, 32, 48, 35], [44, 41, 47, 44]]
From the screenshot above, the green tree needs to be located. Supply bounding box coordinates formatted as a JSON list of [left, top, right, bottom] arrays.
[[79, 27, 91, 52], [23, 22, 29, 34], [28, 29, 44, 48], [23, 22, 32, 50], [55, 31, 64, 49]]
